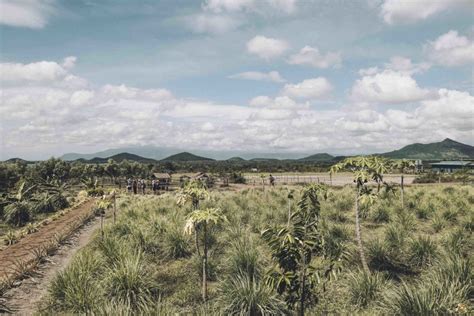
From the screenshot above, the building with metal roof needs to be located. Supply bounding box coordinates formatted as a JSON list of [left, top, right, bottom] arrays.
[[430, 161, 473, 173]]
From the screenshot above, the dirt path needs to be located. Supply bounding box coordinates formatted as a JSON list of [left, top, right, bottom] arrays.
[[0, 199, 96, 284], [1, 215, 101, 315]]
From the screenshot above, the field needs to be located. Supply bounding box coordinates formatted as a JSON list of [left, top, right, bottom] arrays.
[[28, 183, 472, 315]]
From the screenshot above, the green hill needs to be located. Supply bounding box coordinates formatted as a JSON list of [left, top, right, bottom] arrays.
[[161, 152, 214, 162], [226, 157, 246, 162], [298, 153, 334, 162], [87, 153, 157, 164], [382, 138, 474, 160]]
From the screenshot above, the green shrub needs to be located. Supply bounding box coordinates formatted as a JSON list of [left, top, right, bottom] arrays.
[[408, 236, 437, 268], [104, 252, 156, 309], [379, 255, 472, 314], [384, 224, 407, 251], [162, 224, 191, 259], [371, 206, 391, 223], [432, 214, 446, 233], [48, 251, 103, 313], [348, 270, 386, 308], [218, 274, 287, 315]]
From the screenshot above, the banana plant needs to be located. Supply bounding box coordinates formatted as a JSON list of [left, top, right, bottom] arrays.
[[184, 207, 227, 301]]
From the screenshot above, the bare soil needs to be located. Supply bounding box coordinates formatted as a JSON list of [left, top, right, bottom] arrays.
[[1, 213, 101, 315]]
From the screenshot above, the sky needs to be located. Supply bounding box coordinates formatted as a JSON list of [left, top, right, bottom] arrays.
[[0, 0, 473, 160]]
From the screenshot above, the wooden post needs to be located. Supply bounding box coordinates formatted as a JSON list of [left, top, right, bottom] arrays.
[[113, 192, 117, 224]]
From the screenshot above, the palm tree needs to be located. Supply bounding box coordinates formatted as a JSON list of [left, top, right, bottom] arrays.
[[184, 207, 227, 301], [330, 156, 386, 274], [391, 159, 415, 208]]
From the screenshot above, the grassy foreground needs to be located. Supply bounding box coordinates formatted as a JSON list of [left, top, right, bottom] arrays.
[[39, 184, 473, 315]]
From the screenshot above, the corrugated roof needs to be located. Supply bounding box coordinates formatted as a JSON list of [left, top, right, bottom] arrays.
[[430, 161, 472, 166], [153, 173, 171, 179]]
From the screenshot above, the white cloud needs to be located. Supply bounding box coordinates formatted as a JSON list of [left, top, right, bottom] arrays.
[[288, 46, 342, 68], [246, 35, 289, 60], [249, 95, 303, 109], [380, 0, 469, 25], [70, 90, 95, 107], [282, 77, 333, 99], [0, 60, 68, 82], [384, 56, 431, 75], [358, 67, 379, 76], [425, 30, 474, 66], [351, 70, 431, 104], [102, 84, 173, 100], [229, 70, 285, 82], [417, 89, 474, 131], [0, 0, 57, 29], [188, 14, 242, 34], [201, 122, 215, 131], [2, 56, 473, 159], [62, 56, 77, 69], [204, 0, 297, 14]]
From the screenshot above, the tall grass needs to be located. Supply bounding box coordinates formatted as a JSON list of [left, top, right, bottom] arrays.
[[41, 185, 473, 314]]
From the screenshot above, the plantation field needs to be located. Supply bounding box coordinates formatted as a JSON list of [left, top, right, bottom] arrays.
[[36, 183, 473, 315]]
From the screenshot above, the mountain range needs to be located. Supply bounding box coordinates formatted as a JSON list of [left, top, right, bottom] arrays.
[[6, 138, 473, 163]]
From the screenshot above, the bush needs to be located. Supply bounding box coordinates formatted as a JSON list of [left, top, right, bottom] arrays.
[[48, 251, 103, 313], [408, 236, 437, 268], [104, 252, 156, 309], [3, 201, 31, 226], [226, 235, 262, 279], [348, 270, 386, 308], [218, 274, 287, 315], [379, 256, 472, 314], [371, 206, 391, 223], [162, 224, 191, 259]]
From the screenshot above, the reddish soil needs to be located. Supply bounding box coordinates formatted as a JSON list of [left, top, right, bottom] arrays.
[[0, 199, 96, 285]]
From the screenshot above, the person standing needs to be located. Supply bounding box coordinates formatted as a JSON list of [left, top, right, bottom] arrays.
[[127, 178, 132, 194], [132, 179, 138, 194], [141, 179, 146, 194], [269, 174, 275, 187]]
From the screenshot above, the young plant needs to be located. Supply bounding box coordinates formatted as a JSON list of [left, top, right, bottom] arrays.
[[390, 159, 415, 209], [184, 207, 227, 301], [330, 156, 388, 274], [262, 184, 328, 315]]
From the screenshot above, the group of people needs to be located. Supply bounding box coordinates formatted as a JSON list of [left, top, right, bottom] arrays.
[[126, 179, 163, 195]]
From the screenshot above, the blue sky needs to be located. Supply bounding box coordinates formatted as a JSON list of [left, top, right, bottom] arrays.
[[0, 0, 473, 159]]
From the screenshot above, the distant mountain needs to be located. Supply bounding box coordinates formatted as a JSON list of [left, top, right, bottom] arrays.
[[249, 158, 281, 162], [382, 138, 474, 160], [298, 153, 334, 162], [4, 158, 33, 164], [87, 153, 157, 164], [161, 152, 214, 162], [226, 157, 246, 162], [61, 146, 178, 161]]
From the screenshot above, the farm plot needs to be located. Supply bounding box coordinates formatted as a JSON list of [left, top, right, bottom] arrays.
[[0, 199, 96, 286], [37, 184, 473, 315]]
